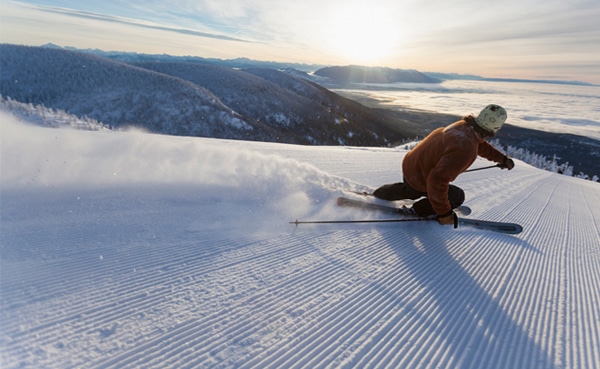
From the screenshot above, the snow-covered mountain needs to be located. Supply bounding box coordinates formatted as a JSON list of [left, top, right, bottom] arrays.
[[0, 44, 257, 139], [1, 112, 599, 368], [131, 61, 406, 145], [1, 44, 436, 145]]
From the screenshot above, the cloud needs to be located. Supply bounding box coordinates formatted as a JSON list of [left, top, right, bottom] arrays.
[[13, 1, 256, 43]]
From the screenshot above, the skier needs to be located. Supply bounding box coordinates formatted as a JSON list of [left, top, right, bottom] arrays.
[[373, 104, 515, 226]]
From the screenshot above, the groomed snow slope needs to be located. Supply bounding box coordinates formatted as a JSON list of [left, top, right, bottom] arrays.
[[1, 115, 599, 369]]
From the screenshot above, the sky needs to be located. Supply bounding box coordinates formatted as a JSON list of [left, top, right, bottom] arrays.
[[1, 0, 600, 84]]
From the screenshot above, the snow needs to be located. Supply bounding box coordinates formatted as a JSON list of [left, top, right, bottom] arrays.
[[1, 112, 599, 369]]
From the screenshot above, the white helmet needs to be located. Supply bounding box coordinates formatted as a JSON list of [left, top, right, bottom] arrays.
[[475, 104, 507, 133]]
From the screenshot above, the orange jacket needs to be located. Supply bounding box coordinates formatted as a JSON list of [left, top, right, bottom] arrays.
[[402, 119, 506, 215]]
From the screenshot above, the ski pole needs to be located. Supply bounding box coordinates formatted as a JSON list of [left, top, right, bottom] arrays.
[[290, 217, 430, 225], [464, 164, 501, 173]]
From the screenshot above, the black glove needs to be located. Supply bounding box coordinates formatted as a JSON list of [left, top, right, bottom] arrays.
[[500, 156, 515, 170]]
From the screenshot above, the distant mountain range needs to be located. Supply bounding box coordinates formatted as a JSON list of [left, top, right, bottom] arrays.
[[1, 44, 598, 178], [41, 43, 326, 73], [313, 66, 439, 85], [43, 43, 594, 86]]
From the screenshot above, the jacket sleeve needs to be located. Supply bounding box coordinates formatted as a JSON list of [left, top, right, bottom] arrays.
[[478, 141, 506, 163]]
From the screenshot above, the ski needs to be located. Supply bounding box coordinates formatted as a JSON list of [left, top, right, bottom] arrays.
[[337, 196, 472, 216], [339, 189, 373, 197], [458, 218, 523, 234], [333, 197, 522, 234]]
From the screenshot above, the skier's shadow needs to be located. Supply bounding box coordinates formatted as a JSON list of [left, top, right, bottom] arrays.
[[377, 225, 555, 368]]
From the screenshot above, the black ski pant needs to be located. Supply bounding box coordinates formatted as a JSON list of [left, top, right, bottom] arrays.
[[373, 180, 465, 217]]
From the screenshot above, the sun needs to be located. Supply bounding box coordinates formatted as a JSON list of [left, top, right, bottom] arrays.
[[325, 3, 399, 65]]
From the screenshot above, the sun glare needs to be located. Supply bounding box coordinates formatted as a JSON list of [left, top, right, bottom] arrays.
[[326, 3, 399, 65]]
